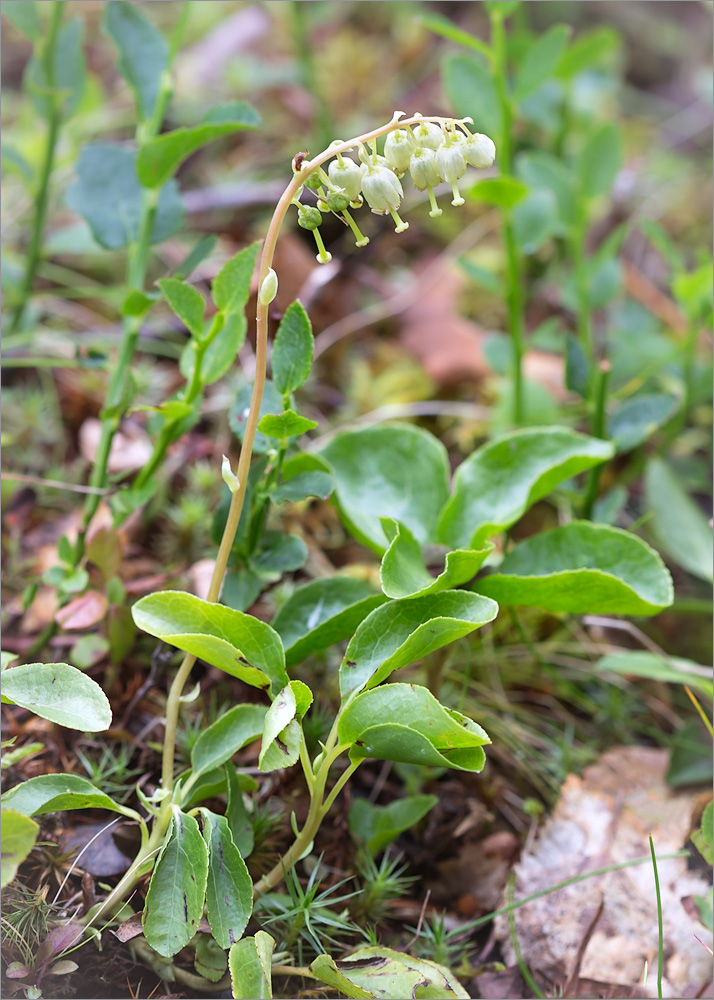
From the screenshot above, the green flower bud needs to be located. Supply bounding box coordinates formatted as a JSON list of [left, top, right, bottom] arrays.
[[464, 132, 496, 169], [303, 171, 323, 191], [361, 163, 404, 215], [327, 157, 365, 202], [326, 188, 351, 213], [297, 204, 323, 231], [412, 120, 445, 151], [384, 129, 414, 174]]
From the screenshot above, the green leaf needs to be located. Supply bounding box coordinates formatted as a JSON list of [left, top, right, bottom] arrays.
[[271, 301, 314, 395], [379, 519, 492, 600], [175, 234, 219, 280], [230, 380, 289, 455], [310, 947, 470, 1000], [181, 311, 247, 386], [469, 176, 529, 211], [608, 394, 679, 453], [340, 592, 498, 697], [1, 809, 39, 888], [421, 13, 492, 60], [339, 684, 490, 773], [348, 794, 438, 855], [565, 333, 591, 397], [513, 25, 571, 102], [229, 931, 274, 1000], [667, 720, 713, 787], [137, 102, 261, 188], [692, 802, 713, 866], [321, 425, 450, 554], [596, 651, 712, 696], [1, 662, 112, 732], [673, 261, 714, 322], [437, 427, 613, 549], [212, 242, 261, 314], [3, 1, 41, 40], [226, 766, 254, 858], [512, 188, 559, 254], [644, 458, 714, 583], [195, 934, 228, 983], [252, 533, 308, 577], [66, 144, 184, 250], [477, 521, 673, 615], [143, 807, 208, 958], [132, 591, 288, 695], [222, 568, 264, 613], [2, 774, 139, 820], [200, 810, 252, 949], [576, 122, 623, 200], [272, 471, 334, 503], [272, 577, 387, 669], [158, 278, 205, 338], [556, 26, 620, 79], [103, 0, 168, 122], [258, 682, 312, 772], [258, 410, 317, 441], [516, 152, 577, 229], [191, 704, 268, 780], [26, 17, 85, 119], [442, 55, 502, 142], [1, 146, 33, 183]]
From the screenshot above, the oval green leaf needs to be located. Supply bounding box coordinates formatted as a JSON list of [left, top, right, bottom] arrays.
[[200, 810, 252, 949], [272, 577, 386, 668], [212, 242, 260, 314], [596, 651, 712, 696], [191, 704, 268, 780], [137, 102, 261, 188], [143, 807, 208, 958], [339, 683, 490, 773], [229, 931, 274, 1000], [132, 591, 288, 695], [271, 301, 314, 395], [348, 794, 438, 855], [380, 518, 493, 600], [321, 425, 450, 553], [2, 774, 139, 820], [311, 947, 469, 1000], [442, 54, 502, 142], [513, 24, 571, 102], [1, 809, 39, 888], [644, 457, 714, 582], [476, 521, 674, 615], [340, 592, 498, 697], [103, 0, 168, 122], [608, 394, 679, 453], [1, 662, 111, 732], [436, 427, 614, 549], [259, 684, 302, 773], [157, 278, 205, 339]]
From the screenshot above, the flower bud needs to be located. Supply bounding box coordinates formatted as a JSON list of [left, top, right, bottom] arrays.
[[297, 205, 323, 231], [384, 129, 414, 174], [361, 163, 404, 215], [464, 132, 496, 169], [221, 455, 240, 494], [327, 157, 365, 202], [325, 188, 350, 213], [412, 120, 445, 151], [303, 171, 323, 191], [258, 268, 278, 306]]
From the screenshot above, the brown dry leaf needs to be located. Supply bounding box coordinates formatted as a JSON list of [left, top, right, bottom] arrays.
[[494, 747, 713, 998], [62, 821, 133, 878], [429, 830, 519, 916], [79, 418, 152, 474], [400, 258, 565, 396], [188, 558, 216, 601], [54, 590, 108, 630]]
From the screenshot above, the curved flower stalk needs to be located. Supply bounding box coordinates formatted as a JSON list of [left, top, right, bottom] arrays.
[[93, 112, 496, 926]]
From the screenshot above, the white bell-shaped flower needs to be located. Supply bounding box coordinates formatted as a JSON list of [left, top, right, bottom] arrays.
[[464, 132, 496, 169], [327, 156, 365, 203], [412, 119, 445, 151], [435, 137, 467, 206], [384, 129, 414, 175], [409, 147, 443, 217], [361, 163, 409, 232]]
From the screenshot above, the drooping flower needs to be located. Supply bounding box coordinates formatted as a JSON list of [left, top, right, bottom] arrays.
[[408, 147, 443, 218], [463, 132, 496, 169], [295, 203, 332, 262], [327, 156, 365, 204], [435, 134, 467, 206], [411, 117, 445, 151], [361, 163, 409, 233], [384, 128, 414, 175]]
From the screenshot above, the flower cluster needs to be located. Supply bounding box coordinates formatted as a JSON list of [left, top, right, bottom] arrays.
[[291, 114, 496, 263]]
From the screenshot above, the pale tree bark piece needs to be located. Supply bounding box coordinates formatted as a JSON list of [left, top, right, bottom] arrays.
[[494, 747, 712, 998]]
